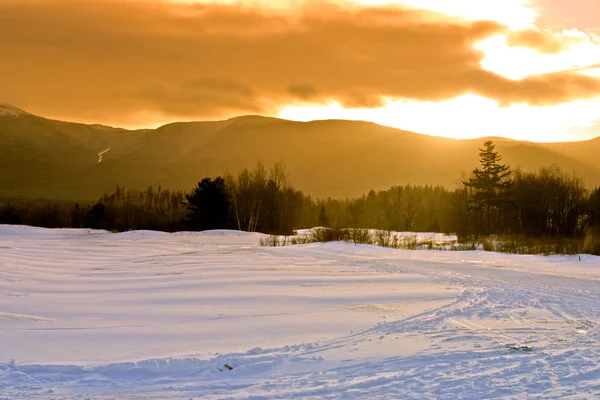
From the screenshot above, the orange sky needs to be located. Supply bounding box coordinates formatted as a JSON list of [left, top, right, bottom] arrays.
[[1, 0, 600, 141]]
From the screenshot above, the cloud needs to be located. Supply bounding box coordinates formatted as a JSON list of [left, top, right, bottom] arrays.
[[1, 0, 599, 124], [137, 78, 262, 116], [506, 29, 565, 53], [288, 84, 320, 101], [506, 28, 593, 54]]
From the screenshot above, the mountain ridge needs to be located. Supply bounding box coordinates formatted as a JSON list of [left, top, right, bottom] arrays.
[[5, 104, 600, 143], [1, 104, 599, 200]]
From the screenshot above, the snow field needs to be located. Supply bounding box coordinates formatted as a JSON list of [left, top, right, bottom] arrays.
[[1, 225, 600, 399]]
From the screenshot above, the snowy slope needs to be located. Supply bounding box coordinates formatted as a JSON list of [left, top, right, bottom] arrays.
[[1, 225, 600, 399]]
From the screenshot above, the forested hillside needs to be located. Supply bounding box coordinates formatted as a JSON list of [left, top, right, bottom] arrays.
[[2, 104, 600, 200]]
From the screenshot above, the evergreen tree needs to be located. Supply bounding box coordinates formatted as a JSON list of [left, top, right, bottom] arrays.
[[463, 141, 513, 235], [84, 203, 107, 230], [185, 177, 230, 230], [318, 205, 329, 227]]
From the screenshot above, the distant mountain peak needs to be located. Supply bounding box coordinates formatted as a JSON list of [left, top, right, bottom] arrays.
[[0, 103, 28, 117]]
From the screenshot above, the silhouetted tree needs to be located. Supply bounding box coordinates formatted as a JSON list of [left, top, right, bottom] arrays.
[[512, 166, 588, 236], [226, 163, 267, 232], [185, 177, 230, 230], [463, 141, 513, 235], [318, 205, 329, 227], [0, 202, 22, 225], [590, 187, 600, 228], [401, 186, 420, 231], [84, 203, 107, 230], [69, 203, 85, 228], [224, 162, 304, 234]]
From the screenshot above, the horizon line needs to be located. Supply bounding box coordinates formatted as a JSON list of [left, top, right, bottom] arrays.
[[2, 102, 599, 144]]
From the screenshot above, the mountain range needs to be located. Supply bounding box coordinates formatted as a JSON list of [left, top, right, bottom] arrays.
[[1, 103, 599, 200]]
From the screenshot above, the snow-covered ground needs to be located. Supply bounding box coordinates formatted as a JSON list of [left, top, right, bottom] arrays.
[[1, 225, 600, 399]]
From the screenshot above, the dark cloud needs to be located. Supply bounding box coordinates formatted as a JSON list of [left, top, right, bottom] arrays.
[[137, 78, 261, 115], [1, 0, 599, 125], [288, 84, 320, 101]]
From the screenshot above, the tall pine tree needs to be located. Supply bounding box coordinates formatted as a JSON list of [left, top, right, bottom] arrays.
[[463, 141, 513, 236]]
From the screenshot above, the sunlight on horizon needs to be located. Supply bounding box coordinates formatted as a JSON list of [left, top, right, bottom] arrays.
[[153, 0, 600, 142], [98, 94, 600, 143], [6, 0, 600, 142], [277, 95, 600, 142]]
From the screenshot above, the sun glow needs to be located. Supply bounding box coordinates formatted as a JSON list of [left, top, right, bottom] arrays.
[[6, 0, 600, 142], [353, 0, 537, 29], [477, 30, 600, 79], [278, 95, 600, 142]]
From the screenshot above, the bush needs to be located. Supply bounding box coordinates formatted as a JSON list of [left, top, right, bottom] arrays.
[[259, 228, 459, 251], [351, 229, 372, 245], [462, 234, 596, 256], [451, 242, 479, 251], [583, 228, 600, 256], [259, 235, 292, 247], [309, 228, 351, 243]]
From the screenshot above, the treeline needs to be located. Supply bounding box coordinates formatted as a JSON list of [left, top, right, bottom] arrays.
[[185, 162, 458, 234], [0, 199, 90, 229], [458, 142, 600, 239], [84, 186, 188, 231], [310, 164, 600, 239], [1, 143, 600, 244], [0, 187, 188, 232]]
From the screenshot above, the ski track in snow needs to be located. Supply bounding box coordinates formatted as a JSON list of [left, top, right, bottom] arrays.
[[1, 225, 600, 399]]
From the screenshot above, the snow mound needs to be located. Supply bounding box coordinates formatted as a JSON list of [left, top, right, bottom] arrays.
[[0, 224, 110, 237], [0, 225, 262, 238]]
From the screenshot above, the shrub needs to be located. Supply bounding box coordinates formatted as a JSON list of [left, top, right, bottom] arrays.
[[259, 228, 460, 251], [351, 229, 372, 245], [469, 235, 587, 255], [583, 228, 600, 256]]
